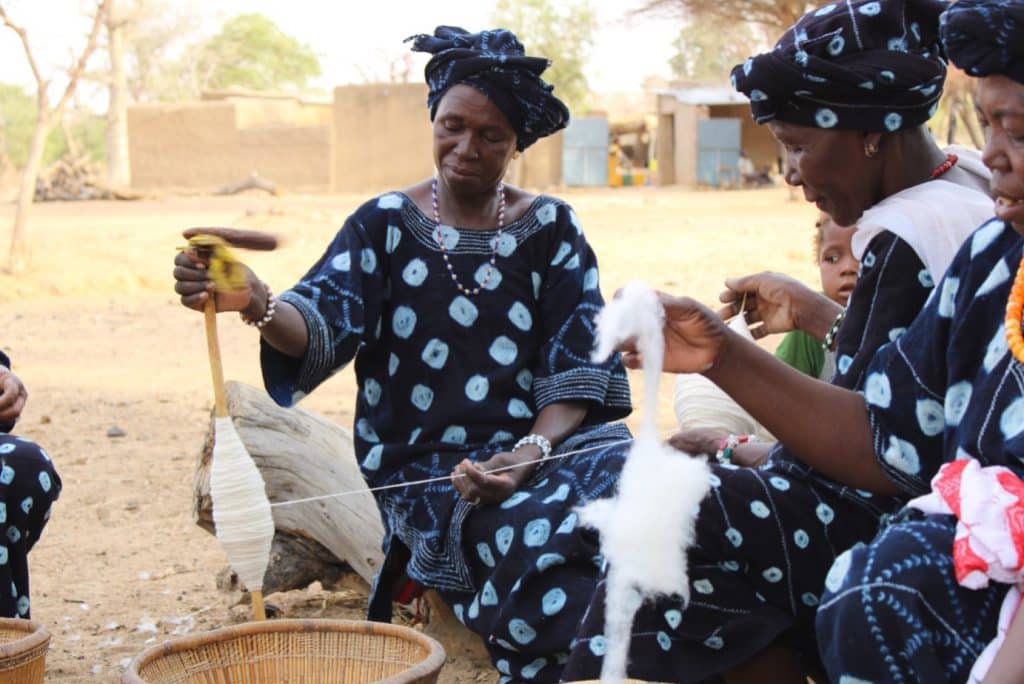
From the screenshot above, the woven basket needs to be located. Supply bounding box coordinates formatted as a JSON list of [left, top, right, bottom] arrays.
[[123, 619, 446, 684], [0, 618, 50, 684]]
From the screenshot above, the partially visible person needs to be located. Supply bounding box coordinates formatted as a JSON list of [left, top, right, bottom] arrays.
[[0, 350, 61, 619], [671, 212, 859, 467], [817, 2, 1024, 681], [564, 1, 996, 681], [774, 212, 858, 381]]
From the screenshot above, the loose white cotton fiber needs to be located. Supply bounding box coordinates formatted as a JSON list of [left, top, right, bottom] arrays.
[[579, 281, 712, 683]]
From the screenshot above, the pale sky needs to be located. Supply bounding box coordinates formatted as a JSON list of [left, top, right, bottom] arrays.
[[0, 0, 680, 106]]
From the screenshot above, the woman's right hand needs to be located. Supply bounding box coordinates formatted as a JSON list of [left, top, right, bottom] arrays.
[[617, 293, 730, 374], [173, 249, 263, 315], [668, 427, 727, 456], [0, 367, 27, 426], [718, 271, 832, 339]]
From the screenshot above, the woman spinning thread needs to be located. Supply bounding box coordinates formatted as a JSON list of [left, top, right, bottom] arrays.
[[174, 25, 633, 683]]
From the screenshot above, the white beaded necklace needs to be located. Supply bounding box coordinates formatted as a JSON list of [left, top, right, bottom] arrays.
[[431, 176, 505, 296]]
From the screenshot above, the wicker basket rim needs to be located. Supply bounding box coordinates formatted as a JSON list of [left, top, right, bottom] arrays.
[[0, 618, 49, 659], [122, 618, 446, 684]]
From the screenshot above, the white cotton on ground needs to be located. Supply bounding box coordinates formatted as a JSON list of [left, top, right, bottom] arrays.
[[210, 417, 275, 597], [581, 280, 713, 683]]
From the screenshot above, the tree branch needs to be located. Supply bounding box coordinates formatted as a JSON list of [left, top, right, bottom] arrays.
[[0, 4, 47, 90], [53, 0, 111, 117], [632, 0, 811, 35]]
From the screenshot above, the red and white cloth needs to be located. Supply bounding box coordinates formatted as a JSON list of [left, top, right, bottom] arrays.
[[909, 458, 1024, 682]]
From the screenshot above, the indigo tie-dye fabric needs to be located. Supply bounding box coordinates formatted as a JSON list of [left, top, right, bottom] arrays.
[[941, 0, 1024, 84], [261, 192, 631, 682], [563, 197, 977, 681], [817, 219, 1024, 681], [0, 352, 61, 619], [562, 457, 895, 681], [407, 26, 570, 150], [732, 0, 948, 132], [0, 435, 59, 619]]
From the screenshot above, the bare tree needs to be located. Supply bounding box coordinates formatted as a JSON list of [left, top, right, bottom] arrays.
[[937, 67, 983, 149], [637, 0, 814, 36], [106, 0, 130, 186], [0, 1, 109, 272], [122, 0, 203, 102]]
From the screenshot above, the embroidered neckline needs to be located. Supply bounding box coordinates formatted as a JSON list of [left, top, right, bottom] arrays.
[[395, 192, 554, 255]]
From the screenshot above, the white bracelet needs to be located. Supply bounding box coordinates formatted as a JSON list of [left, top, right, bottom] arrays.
[[240, 282, 276, 329], [513, 434, 552, 459]]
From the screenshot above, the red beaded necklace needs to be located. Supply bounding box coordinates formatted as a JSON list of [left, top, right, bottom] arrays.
[[930, 153, 958, 180]]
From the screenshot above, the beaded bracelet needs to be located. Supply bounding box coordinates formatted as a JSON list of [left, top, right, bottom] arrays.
[[240, 282, 277, 329], [513, 434, 552, 460], [821, 307, 847, 351], [715, 434, 758, 464]]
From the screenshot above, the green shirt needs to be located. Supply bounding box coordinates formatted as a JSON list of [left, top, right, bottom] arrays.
[[774, 329, 826, 379]]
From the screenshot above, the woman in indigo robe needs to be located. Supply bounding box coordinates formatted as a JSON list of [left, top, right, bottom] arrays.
[[174, 26, 631, 683], [565, 1, 997, 681]]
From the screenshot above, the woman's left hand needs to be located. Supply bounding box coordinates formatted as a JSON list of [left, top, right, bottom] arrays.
[[452, 450, 537, 505]]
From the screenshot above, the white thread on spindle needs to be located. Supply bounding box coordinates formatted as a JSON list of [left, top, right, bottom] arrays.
[[210, 417, 275, 595], [579, 281, 712, 683]]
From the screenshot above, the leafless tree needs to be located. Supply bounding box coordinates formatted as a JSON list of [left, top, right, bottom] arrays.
[[0, 0, 110, 272], [637, 0, 815, 37], [106, 0, 130, 186]]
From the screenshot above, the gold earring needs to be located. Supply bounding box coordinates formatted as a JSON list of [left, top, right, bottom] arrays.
[[864, 142, 878, 158]]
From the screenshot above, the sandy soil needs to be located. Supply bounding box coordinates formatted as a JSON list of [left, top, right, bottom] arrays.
[[0, 186, 817, 682]]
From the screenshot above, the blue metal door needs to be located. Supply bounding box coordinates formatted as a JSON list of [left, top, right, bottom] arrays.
[[562, 117, 609, 187], [697, 119, 741, 187]]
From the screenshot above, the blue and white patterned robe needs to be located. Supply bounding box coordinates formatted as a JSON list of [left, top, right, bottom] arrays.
[[261, 192, 632, 682], [563, 230, 934, 682], [817, 217, 1024, 683], [0, 351, 61, 619]]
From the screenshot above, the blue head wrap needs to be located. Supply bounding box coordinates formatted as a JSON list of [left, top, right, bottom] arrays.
[[941, 0, 1024, 85], [732, 0, 949, 132], [406, 26, 570, 150]]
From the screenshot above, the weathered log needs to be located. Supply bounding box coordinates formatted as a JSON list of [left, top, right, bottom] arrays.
[[193, 381, 491, 670], [215, 534, 364, 608], [214, 170, 279, 196], [193, 381, 384, 588]]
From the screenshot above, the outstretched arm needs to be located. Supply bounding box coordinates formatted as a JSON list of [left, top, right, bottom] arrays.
[[705, 324, 894, 493], [624, 293, 897, 495]]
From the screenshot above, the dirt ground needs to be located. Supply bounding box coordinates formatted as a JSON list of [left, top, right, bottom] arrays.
[[0, 185, 817, 682]]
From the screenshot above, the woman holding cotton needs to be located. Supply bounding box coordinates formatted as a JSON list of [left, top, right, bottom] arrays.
[[564, 1, 996, 681]]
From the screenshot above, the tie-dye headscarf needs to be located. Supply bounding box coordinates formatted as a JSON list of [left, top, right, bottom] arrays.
[[941, 0, 1024, 86], [732, 0, 949, 132], [406, 26, 570, 151]]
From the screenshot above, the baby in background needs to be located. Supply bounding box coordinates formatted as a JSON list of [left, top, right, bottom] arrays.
[[670, 212, 858, 464], [773, 212, 859, 380]]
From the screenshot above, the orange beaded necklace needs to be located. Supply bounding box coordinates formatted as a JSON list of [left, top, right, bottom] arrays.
[[1005, 252, 1024, 364]]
